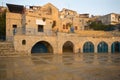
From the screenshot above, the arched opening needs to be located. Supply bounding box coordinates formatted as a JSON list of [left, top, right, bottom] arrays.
[[22, 40, 26, 45], [31, 41, 53, 54], [83, 41, 94, 53], [111, 41, 120, 53], [63, 41, 74, 53], [47, 6, 52, 15], [97, 41, 108, 53]]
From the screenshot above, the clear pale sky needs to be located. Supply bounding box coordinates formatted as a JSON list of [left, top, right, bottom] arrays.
[[0, 0, 120, 15]]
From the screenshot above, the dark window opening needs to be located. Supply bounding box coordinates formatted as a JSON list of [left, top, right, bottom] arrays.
[[13, 25, 17, 35], [66, 25, 68, 29], [13, 25, 17, 28], [52, 20, 56, 28], [22, 40, 26, 45], [63, 25, 65, 29], [42, 17, 46, 22], [38, 25, 44, 32], [75, 26, 78, 30]]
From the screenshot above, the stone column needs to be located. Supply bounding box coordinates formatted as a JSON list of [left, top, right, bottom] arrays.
[[94, 45, 98, 53], [108, 44, 111, 54]]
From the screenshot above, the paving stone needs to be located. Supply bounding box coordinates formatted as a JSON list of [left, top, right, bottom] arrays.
[[0, 54, 120, 80]]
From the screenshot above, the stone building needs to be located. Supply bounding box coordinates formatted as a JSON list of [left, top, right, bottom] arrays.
[[59, 8, 90, 32], [98, 13, 120, 25], [6, 3, 120, 54], [6, 3, 60, 40]]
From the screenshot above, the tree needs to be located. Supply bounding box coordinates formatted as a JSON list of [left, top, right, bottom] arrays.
[[88, 21, 116, 31]]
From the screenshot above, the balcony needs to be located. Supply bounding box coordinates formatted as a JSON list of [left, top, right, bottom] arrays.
[[14, 27, 56, 36]]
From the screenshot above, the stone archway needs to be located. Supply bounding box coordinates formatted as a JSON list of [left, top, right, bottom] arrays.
[[111, 41, 120, 53], [83, 41, 94, 53], [62, 41, 74, 53], [97, 41, 108, 53], [31, 41, 53, 54]]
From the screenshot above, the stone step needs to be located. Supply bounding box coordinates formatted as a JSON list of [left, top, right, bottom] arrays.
[[0, 45, 14, 47], [0, 41, 15, 54], [0, 47, 14, 49], [0, 49, 14, 52]]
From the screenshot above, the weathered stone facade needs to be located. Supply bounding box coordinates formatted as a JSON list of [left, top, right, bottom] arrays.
[[6, 3, 90, 39], [6, 3, 120, 54], [98, 13, 120, 25], [13, 31, 120, 54]]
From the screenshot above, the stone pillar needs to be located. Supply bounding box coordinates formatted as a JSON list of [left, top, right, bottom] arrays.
[[81, 45, 83, 53], [56, 47, 62, 54], [74, 45, 80, 54], [108, 44, 111, 54], [94, 44, 98, 53]]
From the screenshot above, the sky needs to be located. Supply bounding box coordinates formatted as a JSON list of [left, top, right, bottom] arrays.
[[0, 0, 120, 15]]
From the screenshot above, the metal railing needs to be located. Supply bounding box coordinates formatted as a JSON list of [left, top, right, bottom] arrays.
[[15, 27, 56, 36], [13, 27, 120, 37]]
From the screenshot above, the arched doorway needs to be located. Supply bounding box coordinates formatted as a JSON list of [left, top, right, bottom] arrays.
[[111, 41, 120, 53], [83, 41, 94, 53], [31, 41, 53, 54], [63, 41, 74, 53], [97, 41, 108, 53]]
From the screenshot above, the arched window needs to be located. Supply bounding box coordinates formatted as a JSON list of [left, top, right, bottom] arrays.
[[63, 25, 65, 29], [97, 41, 108, 53], [83, 41, 94, 53], [47, 7, 52, 15], [63, 41, 74, 53], [111, 41, 120, 53], [22, 40, 26, 45]]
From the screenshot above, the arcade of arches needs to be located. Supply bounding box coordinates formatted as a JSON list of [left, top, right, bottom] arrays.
[[31, 41, 120, 54]]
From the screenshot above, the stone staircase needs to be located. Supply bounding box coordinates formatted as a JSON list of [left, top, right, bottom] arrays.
[[0, 42, 16, 56]]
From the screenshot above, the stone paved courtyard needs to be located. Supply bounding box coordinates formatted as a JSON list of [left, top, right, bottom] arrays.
[[0, 53, 120, 80]]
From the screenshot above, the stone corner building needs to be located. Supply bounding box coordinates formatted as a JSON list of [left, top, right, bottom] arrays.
[[6, 3, 120, 54]]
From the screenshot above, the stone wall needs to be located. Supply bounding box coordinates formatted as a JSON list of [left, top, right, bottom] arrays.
[[13, 32, 120, 55], [6, 12, 22, 40]]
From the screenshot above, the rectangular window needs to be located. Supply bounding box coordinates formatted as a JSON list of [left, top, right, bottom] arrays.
[[75, 26, 78, 30], [66, 26, 68, 29], [52, 20, 56, 28], [12, 25, 17, 35], [13, 25, 17, 28], [38, 25, 44, 32]]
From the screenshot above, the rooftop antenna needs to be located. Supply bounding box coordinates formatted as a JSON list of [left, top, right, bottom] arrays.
[[1, 2, 3, 7], [1, 2, 6, 7], [68, 3, 70, 9]]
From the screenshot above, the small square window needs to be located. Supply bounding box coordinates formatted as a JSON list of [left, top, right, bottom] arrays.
[[13, 25, 17, 28]]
